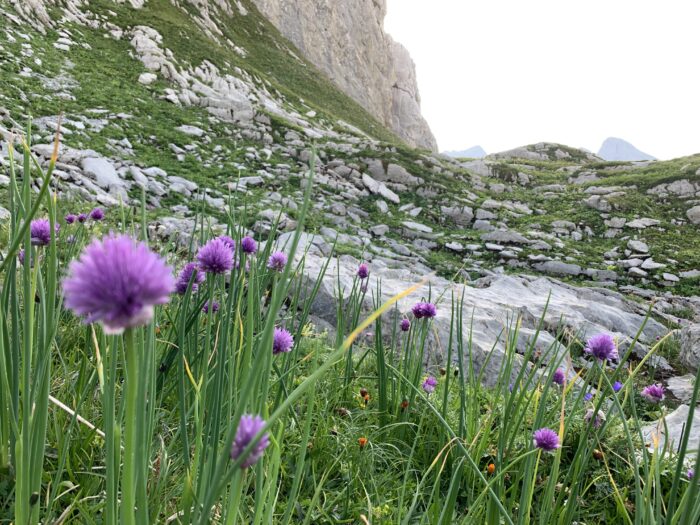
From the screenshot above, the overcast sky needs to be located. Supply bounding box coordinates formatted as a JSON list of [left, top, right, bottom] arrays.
[[385, 0, 700, 160]]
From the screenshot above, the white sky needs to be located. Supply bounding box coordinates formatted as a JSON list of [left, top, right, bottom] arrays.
[[385, 0, 700, 160]]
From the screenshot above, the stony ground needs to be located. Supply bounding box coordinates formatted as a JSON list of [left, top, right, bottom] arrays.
[[1, 0, 699, 432]]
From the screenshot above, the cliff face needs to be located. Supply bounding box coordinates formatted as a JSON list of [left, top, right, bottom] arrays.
[[250, 0, 438, 151]]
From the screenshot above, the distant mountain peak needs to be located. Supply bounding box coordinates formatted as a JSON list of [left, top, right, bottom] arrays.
[[443, 145, 486, 159], [598, 137, 656, 161]]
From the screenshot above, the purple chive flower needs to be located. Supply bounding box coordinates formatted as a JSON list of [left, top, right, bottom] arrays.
[[612, 381, 623, 393], [412, 302, 437, 319], [89, 207, 105, 221], [272, 327, 294, 355], [197, 238, 234, 274], [584, 333, 618, 361], [202, 300, 219, 314], [552, 368, 565, 386], [63, 234, 174, 334], [77, 213, 88, 223], [422, 376, 438, 394], [65, 213, 77, 224], [30, 219, 58, 246], [18, 249, 26, 266], [216, 235, 236, 251], [400, 318, 411, 332], [688, 469, 695, 480], [641, 383, 665, 403], [230, 414, 270, 468], [267, 251, 288, 272], [175, 262, 205, 294], [533, 428, 560, 452], [241, 236, 257, 255], [357, 263, 369, 280], [584, 408, 606, 429], [584, 392, 594, 402]]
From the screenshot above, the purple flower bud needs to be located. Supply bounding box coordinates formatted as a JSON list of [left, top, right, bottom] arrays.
[[65, 213, 77, 224], [272, 327, 294, 354], [412, 302, 437, 319], [422, 376, 438, 394], [400, 318, 411, 332], [63, 234, 174, 334], [197, 238, 234, 274], [202, 300, 219, 314], [30, 219, 58, 246], [89, 207, 105, 221], [584, 408, 606, 429], [77, 213, 88, 223], [584, 333, 618, 361], [641, 383, 665, 403], [584, 392, 594, 402], [533, 428, 560, 452], [241, 236, 257, 255], [552, 368, 565, 386], [688, 469, 695, 480], [175, 262, 205, 294], [267, 251, 288, 272], [357, 263, 369, 280], [230, 414, 270, 468], [612, 381, 623, 393]]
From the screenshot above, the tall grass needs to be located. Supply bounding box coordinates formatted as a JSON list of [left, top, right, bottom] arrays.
[[0, 133, 698, 523]]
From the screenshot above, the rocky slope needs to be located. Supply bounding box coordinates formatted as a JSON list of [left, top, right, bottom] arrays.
[[250, 0, 437, 151], [1, 0, 700, 388]]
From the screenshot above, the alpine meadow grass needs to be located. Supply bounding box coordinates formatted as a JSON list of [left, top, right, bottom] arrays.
[[0, 131, 699, 524]]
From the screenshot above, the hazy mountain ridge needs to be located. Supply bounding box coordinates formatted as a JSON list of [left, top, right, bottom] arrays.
[[443, 145, 487, 158], [598, 137, 656, 161]]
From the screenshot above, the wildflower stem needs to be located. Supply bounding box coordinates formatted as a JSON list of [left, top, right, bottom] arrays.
[[122, 328, 140, 525]]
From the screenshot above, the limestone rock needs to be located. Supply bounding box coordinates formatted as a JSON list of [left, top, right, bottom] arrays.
[[249, 0, 437, 150], [533, 261, 582, 276], [680, 324, 700, 371], [687, 206, 700, 224], [280, 232, 666, 386], [641, 405, 700, 457]]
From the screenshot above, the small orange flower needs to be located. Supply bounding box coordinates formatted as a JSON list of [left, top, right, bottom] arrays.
[[487, 463, 496, 475], [358, 437, 368, 449]]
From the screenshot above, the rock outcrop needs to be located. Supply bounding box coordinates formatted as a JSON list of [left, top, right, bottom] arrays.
[[250, 0, 437, 151]]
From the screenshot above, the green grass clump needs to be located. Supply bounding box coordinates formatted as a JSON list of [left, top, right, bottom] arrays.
[[1, 138, 699, 524]]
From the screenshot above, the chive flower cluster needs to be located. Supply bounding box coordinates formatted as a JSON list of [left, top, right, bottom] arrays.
[[272, 327, 294, 354], [641, 383, 665, 403], [422, 376, 438, 394], [412, 302, 437, 319], [175, 262, 205, 295], [533, 428, 560, 452], [63, 234, 174, 334], [30, 219, 59, 246], [231, 415, 270, 468], [584, 333, 618, 361]]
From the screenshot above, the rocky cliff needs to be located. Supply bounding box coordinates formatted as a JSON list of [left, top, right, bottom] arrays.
[[250, 0, 438, 151]]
